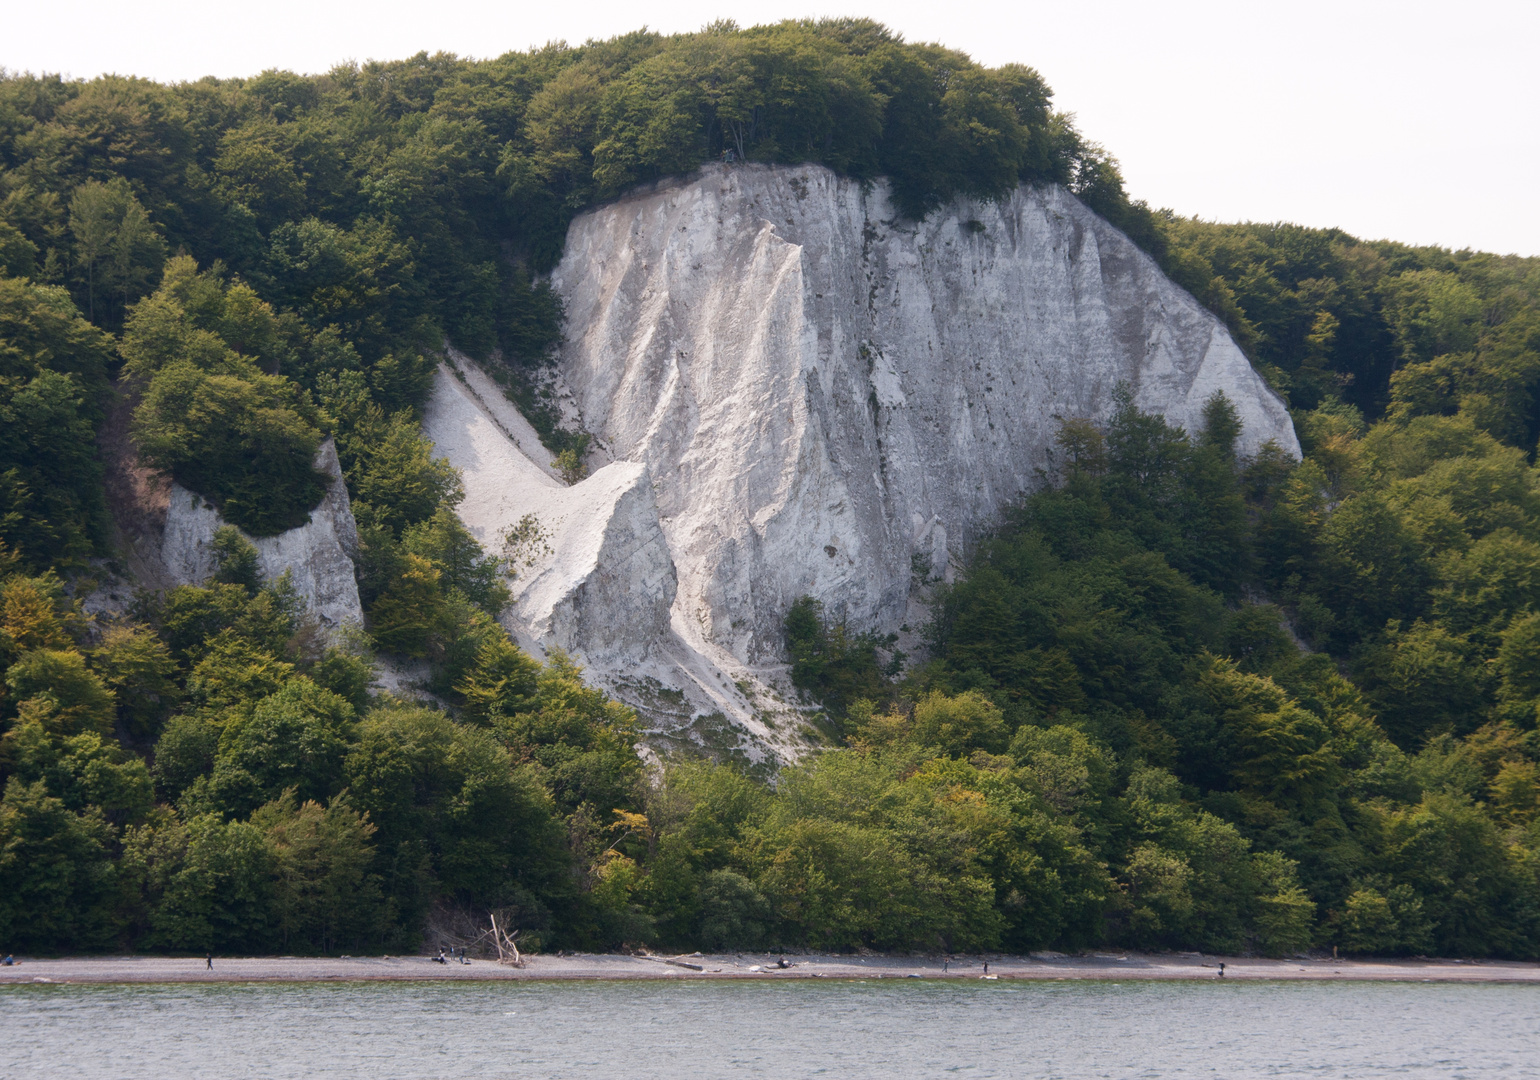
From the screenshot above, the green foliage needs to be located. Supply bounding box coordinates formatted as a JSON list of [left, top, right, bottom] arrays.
[[486, 650, 644, 819], [453, 631, 541, 725], [344, 700, 573, 940], [2, 24, 1540, 962], [1, 22, 1151, 391], [0, 276, 113, 570], [250, 793, 384, 953], [695, 869, 771, 950], [400, 508, 509, 615], [355, 546, 445, 658], [307, 641, 376, 715], [67, 177, 166, 327], [204, 677, 356, 819], [0, 32, 1165, 903], [0, 568, 79, 674], [0, 577, 633, 953], [322, 373, 460, 536], [485, 365, 589, 459], [6, 647, 116, 738], [552, 448, 587, 485], [2, 718, 153, 823], [0, 222, 37, 278], [91, 624, 180, 740], [851, 690, 1008, 757], [125, 261, 329, 536], [152, 813, 277, 951], [1337, 882, 1432, 955], [210, 526, 261, 594], [318, 366, 504, 659], [1155, 217, 1540, 431], [1354, 621, 1490, 747], [913, 399, 1540, 959], [0, 779, 115, 950], [785, 595, 891, 725], [142, 580, 295, 666], [151, 715, 219, 802], [184, 631, 294, 715]]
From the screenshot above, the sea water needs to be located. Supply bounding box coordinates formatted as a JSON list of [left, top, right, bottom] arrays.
[[3, 978, 1537, 1078]]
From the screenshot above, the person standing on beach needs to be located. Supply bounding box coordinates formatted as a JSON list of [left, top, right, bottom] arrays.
[[206, 952, 212, 970]]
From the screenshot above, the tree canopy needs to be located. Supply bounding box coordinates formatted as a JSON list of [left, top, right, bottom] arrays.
[[1, 21, 1538, 960]]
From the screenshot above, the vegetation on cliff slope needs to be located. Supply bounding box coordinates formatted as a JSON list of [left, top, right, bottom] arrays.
[[1, 20, 1538, 958], [793, 388, 1540, 957]]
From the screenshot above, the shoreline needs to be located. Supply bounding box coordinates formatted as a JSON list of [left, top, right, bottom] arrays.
[[4, 952, 1538, 986]]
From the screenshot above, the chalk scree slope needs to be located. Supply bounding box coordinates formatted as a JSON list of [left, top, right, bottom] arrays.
[[425, 163, 1299, 761]]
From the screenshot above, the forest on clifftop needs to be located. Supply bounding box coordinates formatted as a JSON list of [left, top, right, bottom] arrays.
[[2, 19, 1539, 959]]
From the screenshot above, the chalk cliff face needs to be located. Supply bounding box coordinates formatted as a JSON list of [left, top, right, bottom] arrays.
[[158, 440, 364, 632], [421, 356, 677, 667], [428, 164, 1298, 757], [554, 166, 1296, 653]]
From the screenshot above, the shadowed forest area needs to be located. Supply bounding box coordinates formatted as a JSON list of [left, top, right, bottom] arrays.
[[2, 19, 1539, 959]]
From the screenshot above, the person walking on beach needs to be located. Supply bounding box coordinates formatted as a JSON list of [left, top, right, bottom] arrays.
[[206, 952, 212, 970]]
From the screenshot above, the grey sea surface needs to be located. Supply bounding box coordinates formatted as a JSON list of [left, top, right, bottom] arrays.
[[3, 978, 1537, 1079]]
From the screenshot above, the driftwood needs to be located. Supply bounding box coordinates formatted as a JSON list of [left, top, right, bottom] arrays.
[[422, 902, 513, 959], [488, 912, 523, 967], [638, 954, 705, 971]]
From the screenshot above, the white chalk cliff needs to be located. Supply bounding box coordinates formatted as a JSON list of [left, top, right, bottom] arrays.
[[158, 439, 364, 633], [426, 163, 1299, 760], [422, 357, 676, 667]]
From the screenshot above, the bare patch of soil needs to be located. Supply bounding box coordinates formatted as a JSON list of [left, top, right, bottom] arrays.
[[95, 378, 173, 590]]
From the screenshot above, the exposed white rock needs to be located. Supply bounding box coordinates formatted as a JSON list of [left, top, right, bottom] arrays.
[[422, 356, 801, 758], [158, 439, 364, 633], [440, 347, 574, 484], [421, 360, 676, 662], [429, 164, 1298, 757], [553, 165, 1296, 659]]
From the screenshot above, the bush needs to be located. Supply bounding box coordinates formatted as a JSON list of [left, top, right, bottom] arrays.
[[5, 648, 116, 738], [133, 361, 328, 536], [0, 780, 115, 950]]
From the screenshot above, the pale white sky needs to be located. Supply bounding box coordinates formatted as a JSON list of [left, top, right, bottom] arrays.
[[6, 0, 1537, 256]]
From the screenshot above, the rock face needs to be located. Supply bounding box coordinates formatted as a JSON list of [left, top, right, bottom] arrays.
[[159, 439, 364, 632], [553, 165, 1296, 659], [421, 356, 677, 665], [429, 164, 1298, 758]]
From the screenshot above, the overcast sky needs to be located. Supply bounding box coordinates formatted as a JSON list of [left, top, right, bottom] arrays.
[[7, 0, 1537, 256]]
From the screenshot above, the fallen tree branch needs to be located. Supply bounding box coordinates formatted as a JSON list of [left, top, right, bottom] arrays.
[[489, 912, 523, 967], [638, 955, 705, 971]]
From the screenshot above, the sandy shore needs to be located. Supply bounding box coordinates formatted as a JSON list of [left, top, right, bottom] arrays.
[[3, 951, 1537, 985]]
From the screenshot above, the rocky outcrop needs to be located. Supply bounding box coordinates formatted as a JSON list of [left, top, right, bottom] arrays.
[[158, 440, 364, 632], [553, 165, 1296, 663], [428, 164, 1298, 757], [423, 354, 800, 757], [420, 359, 676, 665]]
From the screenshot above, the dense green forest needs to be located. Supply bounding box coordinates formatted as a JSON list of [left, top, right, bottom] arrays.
[[2, 19, 1539, 958]]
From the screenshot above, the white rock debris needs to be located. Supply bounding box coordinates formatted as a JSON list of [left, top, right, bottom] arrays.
[[425, 164, 1298, 761], [159, 439, 364, 633], [422, 357, 676, 667]]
